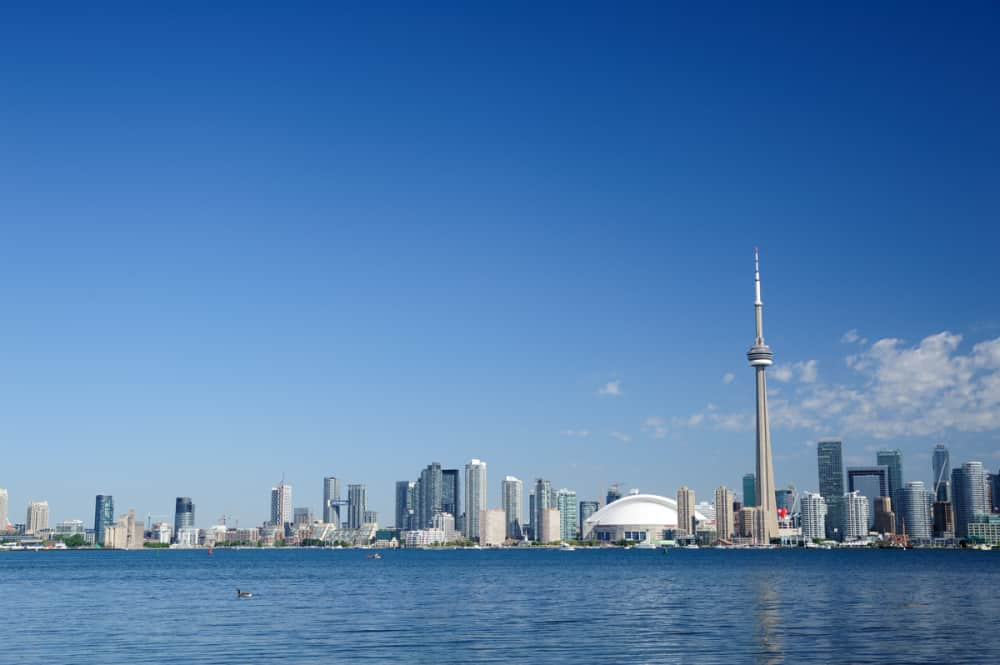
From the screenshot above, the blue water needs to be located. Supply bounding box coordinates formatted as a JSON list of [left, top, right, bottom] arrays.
[[1, 548, 998, 663]]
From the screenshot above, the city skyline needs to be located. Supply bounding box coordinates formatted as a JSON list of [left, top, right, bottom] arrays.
[[2, 5, 1000, 528]]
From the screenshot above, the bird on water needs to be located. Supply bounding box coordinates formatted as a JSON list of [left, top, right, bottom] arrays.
[[236, 589, 253, 598]]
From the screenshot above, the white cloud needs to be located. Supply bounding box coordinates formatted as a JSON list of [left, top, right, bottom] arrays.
[[642, 417, 667, 439], [841, 329, 868, 345], [772, 360, 818, 384], [687, 413, 704, 426], [610, 431, 631, 443], [561, 429, 590, 438], [598, 380, 621, 397], [722, 372, 735, 385], [772, 365, 794, 382], [799, 360, 818, 383]]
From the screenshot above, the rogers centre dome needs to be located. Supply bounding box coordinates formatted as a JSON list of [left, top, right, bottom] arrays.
[[582, 493, 707, 543]]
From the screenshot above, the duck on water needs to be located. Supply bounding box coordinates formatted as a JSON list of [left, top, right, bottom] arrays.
[[236, 589, 253, 598]]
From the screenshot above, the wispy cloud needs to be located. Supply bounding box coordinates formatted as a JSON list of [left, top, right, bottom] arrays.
[[722, 372, 735, 385], [610, 431, 631, 443], [841, 329, 868, 345], [642, 417, 667, 439], [772, 360, 818, 384], [598, 380, 621, 397], [561, 429, 590, 438]]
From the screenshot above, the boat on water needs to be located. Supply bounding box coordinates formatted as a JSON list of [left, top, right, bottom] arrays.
[[558, 542, 576, 551], [367, 552, 382, 559]]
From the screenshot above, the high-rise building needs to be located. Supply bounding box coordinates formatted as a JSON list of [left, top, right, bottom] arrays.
[[843, 491, 869, 541], [847, 466, 888, 530], [0, 488, 8, 529], [94, 495, 114, 546], [556, 489, 578, 542], [800, 492, 827, 541], [396, 481, 416, 530], [933, 501, 954, 539], [901, 481, 932, 542], [873, 496, 896, 535], [951, 461, 988, 539], [932, 444, 951, 502], [419, 463, 443, 529], [540, 507, 561, 543], [817, 440, 845, 539], [775, 486, 795, 514], [293, 507, 312, 527], [364, 510, 377, 525], [746, 250, 779, 542], [876, 449, 904, 532], [479, 508, 506, 547], [738, 507, 759, 541], [606, 484, 622, 506], [715, 486, 734, 541], [742, 473, 756, 507], [578, 500, 599, 537], [464, 459, 487, 541], [323, 477, 341, 525], [532, 479, 552, 541], [990, 471, 1000, 513], [25, 501, 49, 534], [676, 487, 695, 537], [271, 482, 292, 527], [174, 497, 194, 541], [442, 469, 461, 522], [347, 484, 367, 529], [501, 476, 523, 540]]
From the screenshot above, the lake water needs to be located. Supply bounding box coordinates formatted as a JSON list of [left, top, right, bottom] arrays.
[[2, 548, 998, 663]]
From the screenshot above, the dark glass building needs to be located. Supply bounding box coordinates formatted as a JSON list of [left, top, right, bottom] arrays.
[[847, 466, 889, 530], [442, 468, 460, 523], [174, 497, 194, 541], [742, 473, 756, 507], [876, 449, 904, 532], [817, 440, 844, 538], [93, 495, 114, 546]]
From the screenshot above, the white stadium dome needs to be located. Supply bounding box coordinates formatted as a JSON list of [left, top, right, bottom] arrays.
[[582, 493, 708, 542]]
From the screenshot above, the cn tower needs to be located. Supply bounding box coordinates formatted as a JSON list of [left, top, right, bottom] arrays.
[[747, 249, 779, 542]]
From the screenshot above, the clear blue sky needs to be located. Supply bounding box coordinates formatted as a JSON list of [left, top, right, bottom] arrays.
[[1, 3, 998, 527]]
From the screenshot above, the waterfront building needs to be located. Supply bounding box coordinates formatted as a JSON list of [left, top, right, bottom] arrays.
[[933, 501, 954, 539], [775, 486, 795, 514], [873, 496, 896, 535], [0, 488, 8, 529], [989, 472, 999, 513], [501, 476, 523, 540], [93, 494, 114, 546], [432, 511, 459, 541], [847, 466, 888, 530], [480, 508, 506, 546], [396, 481, 416, 530], [967, 515, 1000, 544], [442, 468, 461, 522], [715, 486, 735, 541], [532, 479, 553, 541], [175, 527, 199, 548], [364, 510, 377, 526], [464, 459, 487, 541], [418, 463, 443, 529], [606, 484, 622, 505], [270, 482, 292, 527], [293, 507, 312, 527], [843, 491, 869, 541], [347, 484, 367, 529], [952, 461, 988, 539], [742, 473, 756, 507], [152, 522, 172, 544], [876, 449, 904, 532], [901, 481, 933, 542], [578, 501, 599, 538], [26, 500, 49, 535], [582, 494, 707, 543], [738, 507, 759, 542], [54, 519, 85, 537], [817, 440, 845, 539], [539, 507, 561, 543], [676, 487, 695, 537], [323, 477, 341, 525], [174, 497, 195, 540], [800, 492, 827, 541], [746, 250, 779, 542], [556, 488, 578, 542], [932, 444, 951, 502]]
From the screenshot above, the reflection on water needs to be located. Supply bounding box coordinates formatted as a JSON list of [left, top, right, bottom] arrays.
[[0, 549, 998, 664]]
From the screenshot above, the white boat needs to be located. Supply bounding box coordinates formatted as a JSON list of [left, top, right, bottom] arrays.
[[558, 542, 576, 551]]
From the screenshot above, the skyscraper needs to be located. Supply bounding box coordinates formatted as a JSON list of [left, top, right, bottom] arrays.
[[847, 466, 888, 529], [25, 501, 48, 534], [578, 500, 599, 536], [901, 481, 932, 542], [742, 473, 756, 507], [951, 461, 988, 539], [418, 463, 443, 529], [676, 486, 695, 537], [932, 444, 951, 502], [606, 484, 622, 506], [323, 477, 341, 525], [396, 480, 416, 530], [94, 495, 114, 546], [746, 249, 779, 542], [464, 459, 486, 541], [556, 488, 578, 542], [817, 440, 845, 539], [876, 449, 904, 532], [0, 488, 8, 529], [174, 497, 194, 540], [715, 486, 734, 541], [501, 476, 523, 540], [873, 496, 896, 535], [800, 492, 827, 541], [532, 478, 552, 541], [843, 491, 869, 541], [271, 482, 292, 527], [347, 484, 367, 529], [442, 468, 460, 521]]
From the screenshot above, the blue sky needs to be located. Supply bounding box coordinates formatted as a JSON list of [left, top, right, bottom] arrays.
[[1, 3, 999, 527]]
